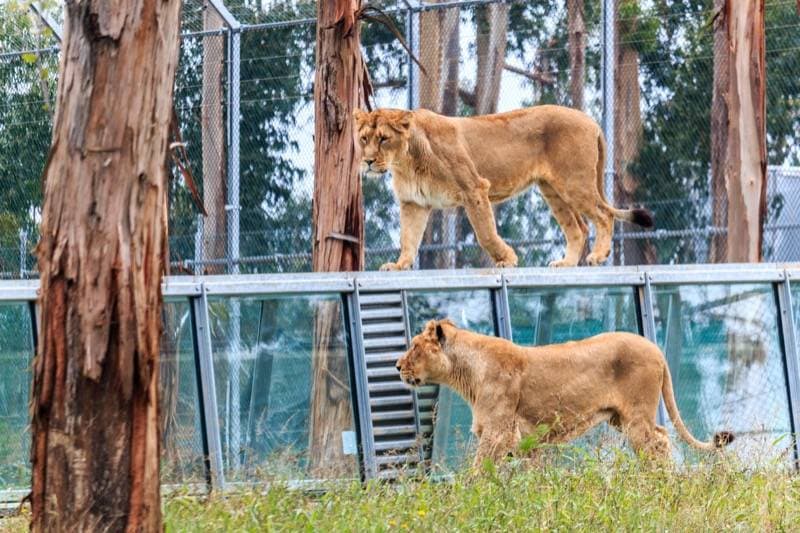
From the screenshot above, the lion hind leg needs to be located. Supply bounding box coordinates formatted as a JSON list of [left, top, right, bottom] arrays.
[[623, 417, 672, 463], [539, 182, 587, 267], [582, 203, 615, 266]]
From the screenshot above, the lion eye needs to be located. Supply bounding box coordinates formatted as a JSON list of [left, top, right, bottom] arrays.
[[379, 135, 388, 144], [360, 136, 367, 143]]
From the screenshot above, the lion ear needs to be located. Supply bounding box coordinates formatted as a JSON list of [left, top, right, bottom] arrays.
[[353, 109, 368, 126], [436, 322, 447, 345], [396, 111, 413, 132]]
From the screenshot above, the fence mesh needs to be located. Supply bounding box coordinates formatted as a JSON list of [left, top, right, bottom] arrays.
[[0, 0, 798, 276]]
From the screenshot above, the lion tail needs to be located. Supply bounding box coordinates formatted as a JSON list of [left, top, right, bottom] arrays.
[[594, 132, 655, 229], [661, 362, 734, 451]]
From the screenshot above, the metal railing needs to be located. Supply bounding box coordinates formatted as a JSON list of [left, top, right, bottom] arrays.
[[0, 261, 799, 501]]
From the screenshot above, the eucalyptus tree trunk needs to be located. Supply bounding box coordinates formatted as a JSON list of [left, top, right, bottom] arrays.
[[309, 0, 369, 477], [202, 1, 227, 274], [613, 0, 655, 265], [31, 1, 182, 531], [710, 0, 767, 262], [567, 0, 585, 110]]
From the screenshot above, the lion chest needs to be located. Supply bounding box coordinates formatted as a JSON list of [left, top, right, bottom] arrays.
[[392, 173, 457, 209]]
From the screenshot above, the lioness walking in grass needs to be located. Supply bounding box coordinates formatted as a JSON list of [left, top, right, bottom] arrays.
[[396, 320, 733, 466], [354, 106, 654, 270]]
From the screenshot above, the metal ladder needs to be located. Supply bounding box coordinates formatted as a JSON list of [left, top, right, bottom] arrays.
[[356, 290, 437, 478]]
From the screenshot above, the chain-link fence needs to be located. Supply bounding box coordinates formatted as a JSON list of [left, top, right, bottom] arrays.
[[0, 0, 798, 277]]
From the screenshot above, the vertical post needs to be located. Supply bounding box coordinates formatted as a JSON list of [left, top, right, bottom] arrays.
[[407, 2, 420, 110], [227, 28, 241, 276], [345, 289, 377, 480], [601, 0, 616, 263], [636, 272, 666, 425], [776, 274, 800, 468], [18, 228, 27, 279], [192, 287, 226, 490], [194, 214, 204, 275], [491, 276, 512, 340]]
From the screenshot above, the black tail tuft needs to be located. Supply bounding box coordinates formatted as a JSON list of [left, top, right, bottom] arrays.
[[713, 431, 735, 448], [631, 208, 655, 229]]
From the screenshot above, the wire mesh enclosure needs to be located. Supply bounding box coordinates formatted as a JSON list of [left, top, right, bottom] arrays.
[[0, 0, 798, 277]]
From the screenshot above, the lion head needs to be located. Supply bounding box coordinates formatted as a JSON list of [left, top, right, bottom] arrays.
[[396, 319, 455, 387], [353, 108, 414, 177]]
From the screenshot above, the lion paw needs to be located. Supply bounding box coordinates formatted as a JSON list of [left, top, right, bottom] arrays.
[[495, 259, 518, 269], [379, 261, 410, 272], [548, 258, 577, 268], [585, 252, 609, 266]]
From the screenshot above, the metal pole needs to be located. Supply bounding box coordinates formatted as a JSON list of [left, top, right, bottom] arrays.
[[192, 287, 226, 490], [492, 276, 512, 340], [226, 29, 241, 276], [18, 229, 27, 279], [29, 3, 63, 42], [347, 289, 378, 479], [407, 1, 420, 110], [636, 273, 666, 425], [776, 274, 800, 468], [194, 213, 204, 275], [601, 0, 617, 264]]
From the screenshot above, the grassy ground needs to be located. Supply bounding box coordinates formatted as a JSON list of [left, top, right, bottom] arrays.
[[2, 455, 800, 531]]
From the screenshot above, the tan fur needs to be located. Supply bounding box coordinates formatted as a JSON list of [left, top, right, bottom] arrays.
[[396, 320, 733, 467], [354, 106, 652, 270]]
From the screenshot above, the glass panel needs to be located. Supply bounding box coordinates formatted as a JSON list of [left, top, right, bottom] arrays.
[[508, 286, 639, 346], [0, 303, 34, 492], [653, 284, 792, 466], [208, 295, 357, 482], [406, 290, 494, 473], [160, 299, 205, 484]]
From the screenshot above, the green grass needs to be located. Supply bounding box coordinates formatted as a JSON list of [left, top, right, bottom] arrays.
[[3, 455, 800, 531]]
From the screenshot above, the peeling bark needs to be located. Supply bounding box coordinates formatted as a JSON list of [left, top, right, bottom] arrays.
[[31, 1, 182, 531], [711, 0, 767, 263], [309, 0, 368, 476]]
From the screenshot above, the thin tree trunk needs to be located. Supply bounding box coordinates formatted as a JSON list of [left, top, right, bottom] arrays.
[[475, 4, 508, 115], [31, 1, 182, 531], [711, 0, 767, 263], [202, 2, 227, 274], [613, 0, 655, 265], [567, 0, 585, 110], [420, 6, 461, 269], [309, 0, 368, 477]]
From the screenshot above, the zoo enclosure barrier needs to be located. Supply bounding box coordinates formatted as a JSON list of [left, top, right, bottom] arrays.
[[2, 0, 799, 277], [1, 262, 800, 502]]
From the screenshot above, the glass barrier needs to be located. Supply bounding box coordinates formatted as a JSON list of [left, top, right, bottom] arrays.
[[652, 284, 793, 466], [406, 290, 494, 472], [207, 295, 358, 482], [160, 299, 205, 485], [0, 303, 34, 493]]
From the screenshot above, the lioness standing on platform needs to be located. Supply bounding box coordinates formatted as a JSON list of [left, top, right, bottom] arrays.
[[396, 320, 734, 467], [354, 106, 654, 270]]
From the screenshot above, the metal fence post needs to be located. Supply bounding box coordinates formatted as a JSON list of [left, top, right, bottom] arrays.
[[492, 275, 512, 340], [636, 272, 666, 425], [601, 0, 617, 264], [776, 273, 800, 468], [345, 288, 378, 480], [18, 229, 27, 279], [194, 213, 204, 275], [191, 286, 226, 490], [406, 1, 420, 110]]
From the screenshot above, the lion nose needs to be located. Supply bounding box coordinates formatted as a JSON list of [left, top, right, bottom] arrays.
[[365, 159, 374, 166], [395, 361, 402, 371]]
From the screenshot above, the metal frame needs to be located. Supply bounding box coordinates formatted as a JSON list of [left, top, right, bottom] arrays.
[[2, 262, 800, 502]]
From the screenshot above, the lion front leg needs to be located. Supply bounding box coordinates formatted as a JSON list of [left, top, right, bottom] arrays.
[[380, 201, 431, 271], [462, 180, 518, 268], [471, 419, 521, 469]]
